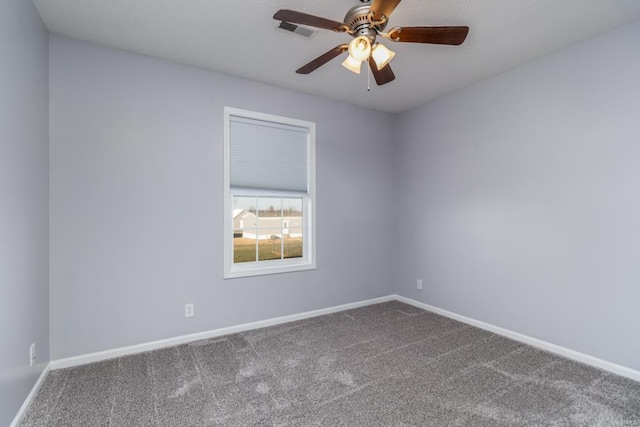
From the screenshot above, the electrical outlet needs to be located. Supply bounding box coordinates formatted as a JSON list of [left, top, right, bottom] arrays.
[[185, 303, 194, 318], [30, 343, 36, 367], [417, 279, 423, 290]]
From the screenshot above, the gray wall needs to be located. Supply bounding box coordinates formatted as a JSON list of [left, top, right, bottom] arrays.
[[394, 19, 640, 371], [49, 36, 395, 359], [0, 0, 50, 424]]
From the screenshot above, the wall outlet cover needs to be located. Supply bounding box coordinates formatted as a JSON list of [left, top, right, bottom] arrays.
[[185, 303, 194, 318]]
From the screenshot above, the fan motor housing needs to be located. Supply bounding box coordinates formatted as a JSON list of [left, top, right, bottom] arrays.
[[343, 4, 387, 39]]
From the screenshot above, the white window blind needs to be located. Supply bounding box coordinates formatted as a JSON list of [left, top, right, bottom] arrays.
[[229, 116, 309, 192]]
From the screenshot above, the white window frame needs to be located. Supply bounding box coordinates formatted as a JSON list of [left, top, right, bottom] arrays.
[[223, 107, 316, 279]]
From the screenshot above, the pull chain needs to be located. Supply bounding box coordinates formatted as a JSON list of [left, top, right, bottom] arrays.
[[367, 63, 371, 92]]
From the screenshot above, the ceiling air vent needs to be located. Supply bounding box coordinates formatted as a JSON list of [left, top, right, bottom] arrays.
[[277, 21, 315, 38]]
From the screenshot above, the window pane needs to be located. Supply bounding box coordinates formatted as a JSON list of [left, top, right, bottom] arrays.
[[233, 196, 257, 263], [283, 197, 303, 259], [256, 198, 282, 260], [258, 197, 282, 240]]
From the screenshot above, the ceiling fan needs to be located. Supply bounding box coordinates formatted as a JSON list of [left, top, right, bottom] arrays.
[[273, 0, 469, 86]]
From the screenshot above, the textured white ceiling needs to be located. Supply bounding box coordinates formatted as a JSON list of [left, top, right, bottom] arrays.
[[33, 0, 640, 113]]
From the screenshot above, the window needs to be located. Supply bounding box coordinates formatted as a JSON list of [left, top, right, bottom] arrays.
[[224, 107, 316, 278]]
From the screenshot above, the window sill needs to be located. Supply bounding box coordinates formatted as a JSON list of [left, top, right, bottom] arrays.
[[224, 259, 316, 279]]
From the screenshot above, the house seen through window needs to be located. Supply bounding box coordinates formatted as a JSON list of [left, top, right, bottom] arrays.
[[232, 196, 303, 263]]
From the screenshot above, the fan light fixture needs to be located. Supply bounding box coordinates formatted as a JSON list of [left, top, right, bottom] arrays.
[[371, 43, 395, 70], [342, 36, 371, 74], [348, 36, 371, 61], [342, 36, 396, 75], [341, 54, 363, 74]]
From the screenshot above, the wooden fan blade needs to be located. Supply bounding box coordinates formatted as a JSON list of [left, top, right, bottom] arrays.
[[369, 0, 402, 21], [296, 45, 349, 74], [368, 57, 396, 86], [389, 26, 469, 45], [274, 9, 347, 32]]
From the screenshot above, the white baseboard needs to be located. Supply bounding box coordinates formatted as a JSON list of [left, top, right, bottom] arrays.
[[10, 362, 51, 427], [394, 294, 640, 382], [48, 293, 640, 383], [50, 295, 395, 370]]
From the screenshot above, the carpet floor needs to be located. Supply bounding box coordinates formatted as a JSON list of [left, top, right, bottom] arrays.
[[22, 301, 640, 426]]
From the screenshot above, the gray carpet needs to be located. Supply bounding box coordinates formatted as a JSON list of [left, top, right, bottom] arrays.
[[22, 301, 640, 426]]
